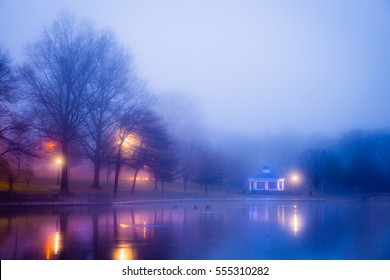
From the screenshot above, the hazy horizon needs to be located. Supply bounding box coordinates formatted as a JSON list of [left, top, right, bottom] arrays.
[[1, 0, 389, 136]]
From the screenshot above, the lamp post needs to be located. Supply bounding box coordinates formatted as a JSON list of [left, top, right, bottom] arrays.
[[56, 158, 62, 186], [288, 171, 302, 194]]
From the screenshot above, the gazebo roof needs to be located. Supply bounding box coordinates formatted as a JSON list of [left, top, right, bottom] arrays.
[[250, 165, 284, 180], [253, 172, 280, 179]]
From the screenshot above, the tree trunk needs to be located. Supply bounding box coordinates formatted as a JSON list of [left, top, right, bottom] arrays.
[[91, 210, 99, 259], [17, 153, 21, 177], [60, 140, 70, 195], [58, 212, 69, 260], [183, 177, 188, 192], [106, 166, 110, 185], [131, 168, 139, 193], [92, 158, 101, 189], [92, 134, 102, 189], [113, 162, 120, 198], [154, 178, 158, 191], [113, 208, 118, 241], [8, 179, 14, 192], [161, 180, 165, 196], [113, 143, 123, 198]]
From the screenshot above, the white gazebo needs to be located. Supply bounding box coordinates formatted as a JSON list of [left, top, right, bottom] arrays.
[[248, 165, 285, 192]]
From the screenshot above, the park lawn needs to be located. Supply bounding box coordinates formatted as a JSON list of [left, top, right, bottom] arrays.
[[0, 179, 59, 195], [0, 176, 239, 203]]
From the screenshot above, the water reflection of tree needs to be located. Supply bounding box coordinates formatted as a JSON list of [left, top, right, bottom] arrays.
[[57, 211, 69, 260], [112, 207, 139, 260]]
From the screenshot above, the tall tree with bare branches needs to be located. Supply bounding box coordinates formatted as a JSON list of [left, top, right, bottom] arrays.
[[21, 12, 102, 194], [79, 31, 135, 189], [0, 45, 15, 102]]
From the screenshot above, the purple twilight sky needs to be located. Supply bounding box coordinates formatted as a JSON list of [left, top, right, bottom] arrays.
[[1, 0, 390, 136]]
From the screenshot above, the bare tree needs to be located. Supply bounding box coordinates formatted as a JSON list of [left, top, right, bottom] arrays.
[[0, 46, 36, 166], [112, 107, 153, 197], [112, 121, 130, 197], [21, 12, 102, 194], [0, 45, 15, 102], [128, 144, 149, 193], [176, 140, 197, 191], [137, 120, 177, 195], [79, 31, 133, 189], [192, 145, 226, 196], [111, 106, 177, 197], [0, 156, 15, 192], [300, 147, 333, 194], [154, 94, 205, 192], [2, 116, 37, 175]]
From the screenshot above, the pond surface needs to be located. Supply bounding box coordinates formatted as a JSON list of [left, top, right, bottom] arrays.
[[0, 199, 389, 259]]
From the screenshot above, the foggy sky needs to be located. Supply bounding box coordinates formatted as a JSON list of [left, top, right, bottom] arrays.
[[1, 0, 389, 136]]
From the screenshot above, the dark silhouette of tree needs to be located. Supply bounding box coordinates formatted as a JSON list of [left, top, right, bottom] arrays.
[[0, 46, 15, 101], [112, 115, 137, 198], [339, 129, 390, 193], [191, 146, 225, 196], [79, 31, 134, 189], [323, 151, 343, 191], [128, 145, 149, 193], [300, 147, 339, 194], [176, 140, 197, 192], [112, 107, 154, 197], [0, 47, 36, 177], [111, 107, 177, 196], [0, 47, 19, 157], [0, 114, 36, 158], [154, 93, 206, 192], [2, 116, 37, 188], [0, 157, 15, 192], [140, 123, 178, 195], [21, 12, 103, 195]]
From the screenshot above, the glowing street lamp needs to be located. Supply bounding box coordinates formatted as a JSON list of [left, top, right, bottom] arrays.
[[56, 158, 62, 185], [289, 172, 301, 184]]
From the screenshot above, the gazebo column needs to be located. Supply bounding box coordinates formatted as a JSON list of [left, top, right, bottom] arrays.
[[278, 180, 284, 190], [265, 180, 269, 190]]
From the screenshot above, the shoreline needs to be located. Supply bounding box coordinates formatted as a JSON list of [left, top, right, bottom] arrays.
[[1, 192, 389, 208]]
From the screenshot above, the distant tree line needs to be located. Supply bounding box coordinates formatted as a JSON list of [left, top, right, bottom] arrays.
[[300, 129, 390, 194]]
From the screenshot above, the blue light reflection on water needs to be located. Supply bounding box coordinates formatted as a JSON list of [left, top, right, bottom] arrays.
[[0, 200, 389, 260]]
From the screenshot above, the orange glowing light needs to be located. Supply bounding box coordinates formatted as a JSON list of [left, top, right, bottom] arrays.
[[130, 177, 150, 181], [44, 141, 57, 151], [117, 133, 141, 150]]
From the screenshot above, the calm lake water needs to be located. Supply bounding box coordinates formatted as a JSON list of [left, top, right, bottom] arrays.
[[0, 199, 389, 260]]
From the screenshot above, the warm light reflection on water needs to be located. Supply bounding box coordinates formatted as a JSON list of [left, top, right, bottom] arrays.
[[112, 244, 136, 260], [292, 211, 299, 235], [290, 205, 302, 236], [0, 200, 389, 259], [44, 231, 63, 260], [249, 204, 302, 236], [278, 205, 285, 226]]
